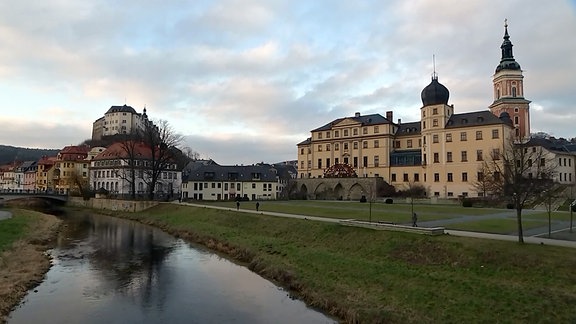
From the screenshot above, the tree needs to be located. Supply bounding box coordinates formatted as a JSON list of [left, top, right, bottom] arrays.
[[140, 119, 183, 200], [402, 182, 427, 223], [481, 136, 557, 243], [116, 136, 141, 200], [69, 169, 90, 199], [182, 146, 200, 161]]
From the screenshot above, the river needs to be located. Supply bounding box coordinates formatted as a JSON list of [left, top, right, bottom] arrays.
[[8, 211, 336, 323]]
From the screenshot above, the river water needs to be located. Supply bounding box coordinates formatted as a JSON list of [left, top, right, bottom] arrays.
[[8, 212, 335, 323]]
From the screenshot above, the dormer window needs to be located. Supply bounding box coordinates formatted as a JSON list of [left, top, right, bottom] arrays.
[[462, 119, 468, 124]]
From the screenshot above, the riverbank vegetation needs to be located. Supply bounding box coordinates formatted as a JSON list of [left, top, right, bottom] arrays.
[[112, 203, 576, 323], [0, 209, 61, 323]]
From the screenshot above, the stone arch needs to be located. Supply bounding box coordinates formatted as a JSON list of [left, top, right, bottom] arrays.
[[314, 182, 329, 200], [334, 183, 344, 200], [349, 183, 365, 200], [300, 184, 309, 199]]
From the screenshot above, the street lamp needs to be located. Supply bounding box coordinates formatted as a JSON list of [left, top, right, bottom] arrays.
[[543, 190, 552, 238]]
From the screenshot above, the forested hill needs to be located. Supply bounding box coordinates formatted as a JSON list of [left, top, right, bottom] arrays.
[[0, 145, 60, 165]]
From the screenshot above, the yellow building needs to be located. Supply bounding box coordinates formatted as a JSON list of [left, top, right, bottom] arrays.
[[297, 24, 526, 199]]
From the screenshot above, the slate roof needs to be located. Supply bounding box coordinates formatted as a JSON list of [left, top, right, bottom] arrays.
[[445, 110, 511, 129], [312, 113, 391, 132], [186, 164, 278, 182], [526, 137, 576, 154], [394, 121, 421, 137], [105, 104, 138, 115]]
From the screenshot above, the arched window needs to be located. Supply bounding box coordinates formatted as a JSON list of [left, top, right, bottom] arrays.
[[512, 87, 517, 97]]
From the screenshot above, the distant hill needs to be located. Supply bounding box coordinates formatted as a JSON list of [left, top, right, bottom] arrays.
[[0, 145, 60, 165]]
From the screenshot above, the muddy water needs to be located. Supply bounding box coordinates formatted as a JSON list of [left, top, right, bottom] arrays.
[[8, 212, 335, 323]]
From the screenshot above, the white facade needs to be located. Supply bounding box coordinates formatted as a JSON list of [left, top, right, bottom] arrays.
[[183, 180, 277, 201]]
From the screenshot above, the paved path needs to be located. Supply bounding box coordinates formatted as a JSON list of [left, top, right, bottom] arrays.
[[176, 202, 576, 248], [0, 210, 12, 221]]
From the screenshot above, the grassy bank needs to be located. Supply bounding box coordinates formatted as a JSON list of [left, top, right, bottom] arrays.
[[114, 203, 576, 323], [0, 209, 62, 323]]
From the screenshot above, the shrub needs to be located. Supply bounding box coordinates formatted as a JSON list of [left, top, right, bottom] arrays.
[[385, 198, 393, 204], [462, 199, 473, 207], [360, 195, 367, 203], [506, 203, 514, 209]]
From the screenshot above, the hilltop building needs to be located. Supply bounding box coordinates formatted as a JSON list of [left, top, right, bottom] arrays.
[[92, 105, 149, 140], [296, 23, 561, 199]]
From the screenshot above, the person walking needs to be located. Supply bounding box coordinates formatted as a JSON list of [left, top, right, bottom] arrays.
[[412, 212, 418, 227], [236, 201, 240, 210], [256, 202, 260, 211]]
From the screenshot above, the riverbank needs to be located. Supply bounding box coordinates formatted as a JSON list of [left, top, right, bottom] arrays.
[[109, 203, 576, 323], [0, 209, 62, 323]]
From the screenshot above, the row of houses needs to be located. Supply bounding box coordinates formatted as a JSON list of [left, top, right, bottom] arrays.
[[0, 140, 297, 201]]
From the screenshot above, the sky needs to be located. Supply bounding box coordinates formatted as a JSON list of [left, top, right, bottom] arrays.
[[1, 0, 575, 165]]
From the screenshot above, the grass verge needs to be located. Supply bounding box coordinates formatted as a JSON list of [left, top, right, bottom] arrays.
[[0, 209, 62, 323], [111, 203, 576, 323]]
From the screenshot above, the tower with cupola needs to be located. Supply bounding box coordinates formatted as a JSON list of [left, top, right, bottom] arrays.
[[489, 20, 531, 141]]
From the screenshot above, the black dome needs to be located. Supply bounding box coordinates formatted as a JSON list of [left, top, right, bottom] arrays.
[[421, 76, 449, 106]]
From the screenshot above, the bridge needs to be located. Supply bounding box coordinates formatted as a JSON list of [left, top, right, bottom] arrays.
[[0, 191, 68, 203]]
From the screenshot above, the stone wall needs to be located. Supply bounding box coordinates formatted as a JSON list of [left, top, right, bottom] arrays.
[[288, 177, 388, 200], [68, 197, 158, 212]]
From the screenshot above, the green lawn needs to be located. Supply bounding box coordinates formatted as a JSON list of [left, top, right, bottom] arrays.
[[446, 218, 547, 234], [113, 204, 576, 323], [0, 209, 34, 252]]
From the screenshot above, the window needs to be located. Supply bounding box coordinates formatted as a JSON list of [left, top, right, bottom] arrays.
[[434, 153, 439, 163], [433, 134, 439, 143], [433, 119, 438, 127], [476, 131, 483, 140], [423, 121, 426, 129], [434, 173, 440, 182], [374, 126, 379, 133], [477, 172, 484, 181], [326, 131, 331, 139], [335, 130, 339, 137], [318, 132, 322, 139], [476, 150, 483, 161], [391, 174, 397, 182], [318, 159, 322, 169], [363, 141, 368, 149], [344, 129, 349, 136], [353, 142, 358, 149], [433, 108, 438, 115], [461, 151, 468, 162], [446, 133, 452, 142], [300, 148, 304, 155], [514, 116, 519, 125], [326, 144, 331, 151], [407, 140, 413, 148], [327, 158, 331, 167], [512, 87, 517, 97], [447, 152, 453, 162], [403, 174, 409, 182], [363, 127, 368, 134], [374, 156, 379, 167], [460, 132, 467, 141], [414, 173, 420, 182], [335, 157, 339, 164], [374, 140, 379, 148], [318, 145, 322, 152], [447, 173, 453, 182], [363, 156, 367, 167], [447, 192, 454, 197], [344, 143, 349, 150], [353, 157, 358, 167], [462, 172, 468, 182], [353, 128, 358, 136], [335, 143, 339, 151], [492, 148, 500, 160], [252, 183, 256, 189], [492, 129, 499, 139], [394, 140, 400, 148]]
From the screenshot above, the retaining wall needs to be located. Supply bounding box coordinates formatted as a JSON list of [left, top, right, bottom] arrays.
[[68, 197, 158, 212]]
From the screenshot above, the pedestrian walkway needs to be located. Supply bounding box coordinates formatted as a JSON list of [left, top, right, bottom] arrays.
[[175, 202, 576, 248]]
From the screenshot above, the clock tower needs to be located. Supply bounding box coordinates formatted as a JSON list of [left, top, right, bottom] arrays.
[[489, 20, 531, 141]]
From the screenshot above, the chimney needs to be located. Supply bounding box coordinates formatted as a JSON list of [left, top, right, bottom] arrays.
[[397, 118, 402, 125], [355, 112, 361, 117], [386, 111, 393, 121]]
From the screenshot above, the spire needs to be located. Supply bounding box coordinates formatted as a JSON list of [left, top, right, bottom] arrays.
[[431, 54, 438, 80], [495, 19, 521, 72]]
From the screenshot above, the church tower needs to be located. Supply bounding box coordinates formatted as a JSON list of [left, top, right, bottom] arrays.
[[489, 20, 531, 141]]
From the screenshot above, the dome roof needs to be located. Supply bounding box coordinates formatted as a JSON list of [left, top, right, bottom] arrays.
[[495, 21, 521, 73], [421, 76, 449, 106]]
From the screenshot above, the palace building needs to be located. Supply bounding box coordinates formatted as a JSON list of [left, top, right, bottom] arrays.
[[297, 23, 531, 199]]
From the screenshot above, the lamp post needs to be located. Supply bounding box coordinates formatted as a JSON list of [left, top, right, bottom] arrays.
[[543, 190, 552, 238]]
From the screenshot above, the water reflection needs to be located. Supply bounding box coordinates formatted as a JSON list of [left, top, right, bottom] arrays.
[[9, 212, 335, 324]]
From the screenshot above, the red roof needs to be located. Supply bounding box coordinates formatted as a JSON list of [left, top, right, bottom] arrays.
[[58, 145, 90, 161], [94, 141, 155, 160]]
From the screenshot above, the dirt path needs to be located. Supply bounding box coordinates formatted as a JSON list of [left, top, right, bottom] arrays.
[[0, 210, 62, 323]]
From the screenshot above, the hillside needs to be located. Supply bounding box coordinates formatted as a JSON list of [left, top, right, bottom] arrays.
[[0, 145, 60, 165]]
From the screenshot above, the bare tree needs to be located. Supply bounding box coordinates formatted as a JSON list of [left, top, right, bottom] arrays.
[[182, 146, 200, 161], [140, 119, 183, 200], [69, 169, 90, 199], [481, 136, 557, 243], [116, 138, 140, 200], [402, 182, 427, 223]]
